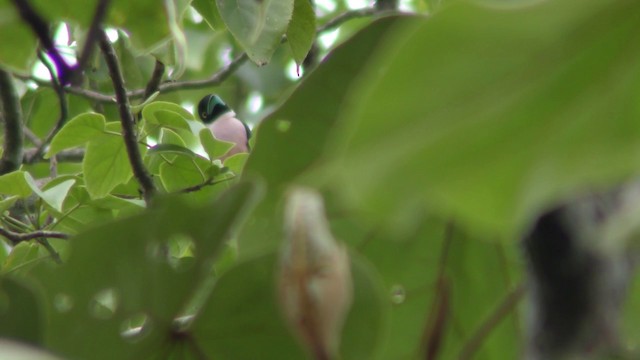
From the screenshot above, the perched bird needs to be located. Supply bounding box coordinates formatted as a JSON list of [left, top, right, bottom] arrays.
[[197, 94, 251, 158]]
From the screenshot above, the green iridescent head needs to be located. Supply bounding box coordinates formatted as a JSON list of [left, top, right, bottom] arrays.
[[198, 94, 231, 124]]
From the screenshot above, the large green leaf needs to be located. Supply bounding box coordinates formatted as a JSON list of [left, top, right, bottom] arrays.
[[82, 133, 132, 199], [47, 113, 106, 158], [239, 16, 418, 257], [0, 1, 37, 72], [216, 0, 294, 65], [0, 277, 44, 345], [36, 181, 261, 359], [330, 0, 640, 237]]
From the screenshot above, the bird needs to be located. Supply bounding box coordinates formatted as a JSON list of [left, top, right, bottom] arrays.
[[197, 94, 251, 158]]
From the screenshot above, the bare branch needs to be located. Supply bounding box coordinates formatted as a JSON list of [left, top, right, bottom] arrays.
[[98, 29, 156, 204], [0, 69, 24, 175], [458, 284, 526, 360], [10, 0, 76, 85], [0, 227, 70, 244]]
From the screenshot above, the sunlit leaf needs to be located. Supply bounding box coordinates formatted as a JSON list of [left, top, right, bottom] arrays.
[[47, 113, 106, 158], [82, 135, 132, 199]]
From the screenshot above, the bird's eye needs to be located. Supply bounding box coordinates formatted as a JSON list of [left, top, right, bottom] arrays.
[[201, 112, 207, 118]]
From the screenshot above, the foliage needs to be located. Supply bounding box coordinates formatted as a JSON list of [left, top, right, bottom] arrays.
[[0, 0, 639, 359]]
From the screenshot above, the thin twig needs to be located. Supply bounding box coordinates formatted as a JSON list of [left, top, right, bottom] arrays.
[[98, 29, 156, 205], [0, 227, 70, 244], [142, 59, 165, 101], [176, 176, 234, 194], [10, 0, 75, 85], [73, 0, 112, 85], [317, 8, 380, 33], [0, 69, 24, 175], [458, 284, 526, 360], [23, 127, 42, 146], [27, 51, 69, 163], [23, 148, 84, 163]]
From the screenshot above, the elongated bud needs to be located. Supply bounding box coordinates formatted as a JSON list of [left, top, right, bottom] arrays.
[[277, 187, 353, 360]]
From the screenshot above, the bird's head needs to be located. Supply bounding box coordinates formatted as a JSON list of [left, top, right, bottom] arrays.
[[198, 94, 231, 124]]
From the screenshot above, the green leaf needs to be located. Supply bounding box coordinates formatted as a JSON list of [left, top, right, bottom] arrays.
[[24, 173, 75, 212], [0, 196, 19, 214], [142, 102, 193, 139], [224, 152, 249, 175], [240, 16, 415, 257], [0, 171, 32, 198], [35, 181, 261, 359], [0, 2, 37, 72], [47, 113, 106, 158], [142, 101, 194, 125], [287, 0, 316, 65], [1, 242, 47, 275], [199, 128, 234, 160], [191, 254, 306, 359], [159, 128, 187, 146], [216, 0, 294, 65], [83, 135, 132, 199], [159, 155, 211, 192], [148, 143, 198, 158], [0, 278, 44, 345], [191, 0, 225, 30], [109, 0, 172, 52], [330, 0, 640, 237]]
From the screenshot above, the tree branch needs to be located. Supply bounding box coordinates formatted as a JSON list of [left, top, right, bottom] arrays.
[[317, 8, 380, 33], [0, 69, 24, 175], [142, 59, 166, 101], [10, 0, 76, 85], [23, 148, 84, 163], [26, 51, 69, 163], [0, 227, 70, 245], [458, 284, 526, 360], [73, 0, 112, 85], [98, 30, 156, 204]]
